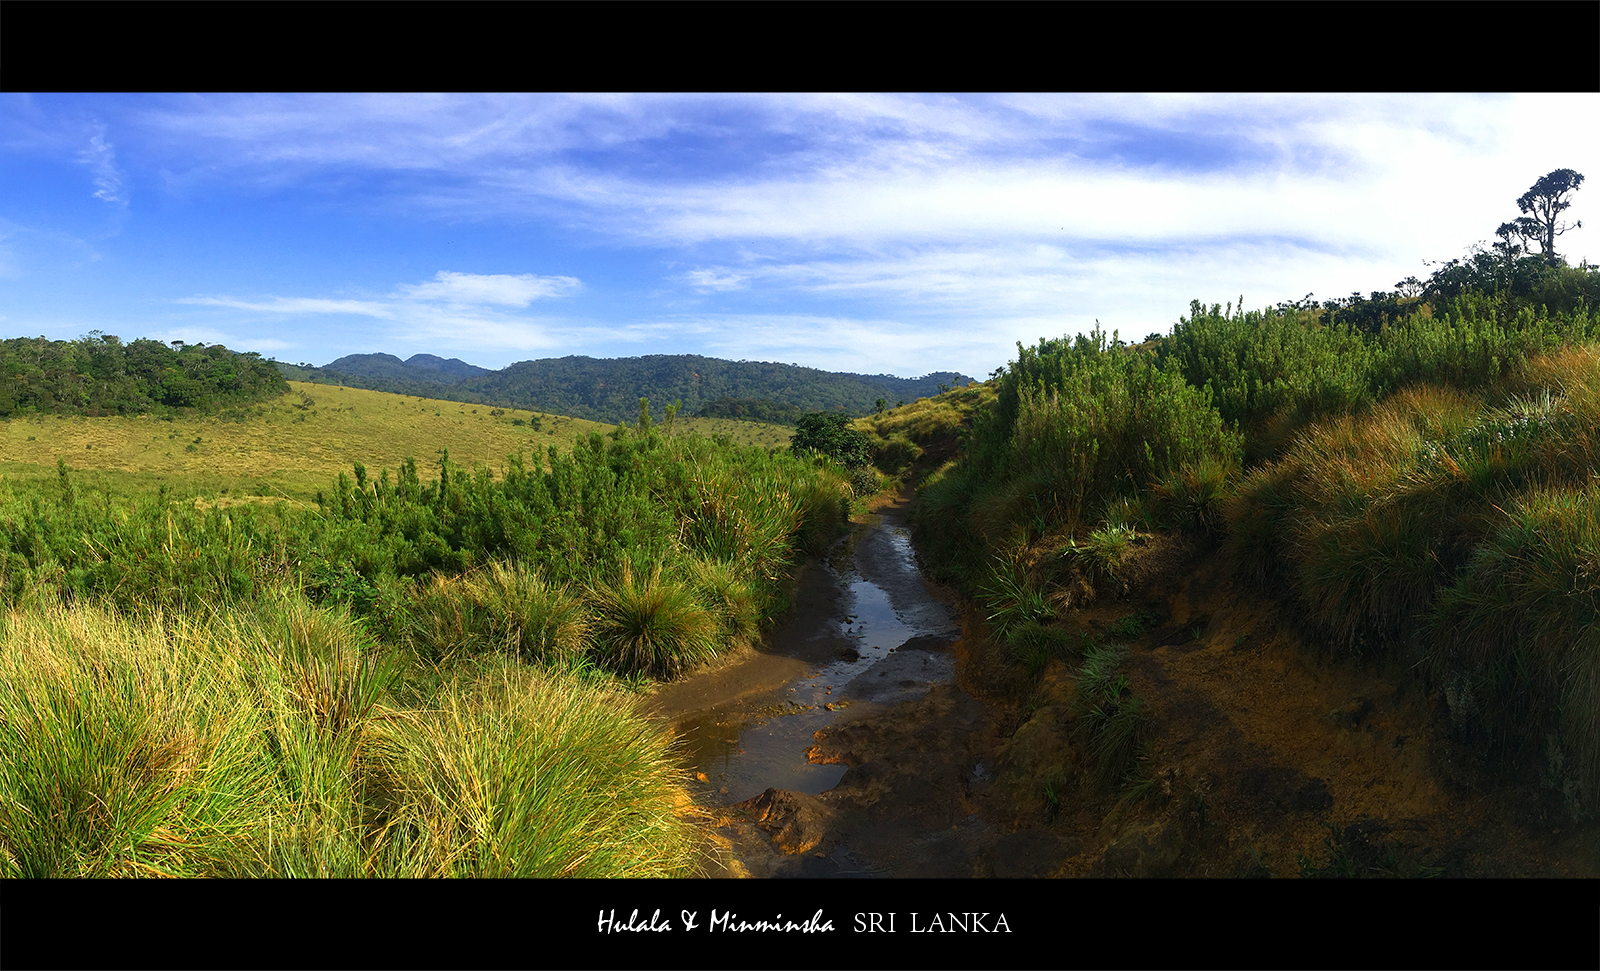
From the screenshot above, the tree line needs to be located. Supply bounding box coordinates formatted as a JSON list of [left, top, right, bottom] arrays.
[[0, 334, 289, 418]]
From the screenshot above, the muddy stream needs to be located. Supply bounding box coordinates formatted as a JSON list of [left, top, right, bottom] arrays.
[[643, 487, 1600, 880], [642, 490, 993, 877]]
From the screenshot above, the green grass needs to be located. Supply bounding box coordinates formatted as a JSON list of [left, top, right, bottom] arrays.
[[1006, 620, 1080, 677], [673, 415, 794, 449], [0, 594, 704, 878], [399, 561, 590, 665], [0, 382, 615, 502], [369, 654, 701, 877], [588, 562, 722, 680], [979, 555, 1055, 639], [0, 377, 857, 879], [1070, 641, 1149, 792]]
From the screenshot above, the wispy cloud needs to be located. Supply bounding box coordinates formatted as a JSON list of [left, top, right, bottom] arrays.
[[395, 270, 581, 306], [683, 269, 747, 292], [153, 326, 294, 352], [176, 270, 584, 360], [78, 124, 126, 206], [10, 93, 1597, 380], [178, 296, 397, 318]]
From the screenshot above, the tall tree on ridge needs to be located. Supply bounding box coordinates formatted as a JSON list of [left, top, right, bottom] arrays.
[[1504, 168, 1584, 265]]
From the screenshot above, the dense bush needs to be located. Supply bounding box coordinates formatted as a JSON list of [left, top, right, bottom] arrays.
[[920, 326, 1238, 589], [790, 411, 873, 468], [1, 417, 850, 680], [0, 333, 288, 418]]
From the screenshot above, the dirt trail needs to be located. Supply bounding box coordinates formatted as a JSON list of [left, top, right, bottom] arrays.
[[646, 490, 1600, 878]]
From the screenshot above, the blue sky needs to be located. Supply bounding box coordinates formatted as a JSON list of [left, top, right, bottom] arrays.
[[2, 93, 1597, 381]]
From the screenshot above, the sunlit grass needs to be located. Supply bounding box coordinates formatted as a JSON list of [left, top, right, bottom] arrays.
[[372, 654, 702, 878], [0, 595, 706, 878], [673, 415, 793, 449], [589, 563, 721, 680], [0, 382, 615, 501], [399, 562, 590, 666]]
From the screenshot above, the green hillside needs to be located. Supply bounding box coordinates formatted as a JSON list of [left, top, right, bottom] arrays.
[[283, 352, 972, 425]]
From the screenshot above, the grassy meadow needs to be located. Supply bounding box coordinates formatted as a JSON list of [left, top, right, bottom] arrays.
[[0, 381, 614, 502], [674, 414, 793, 449], [0, 381, 851, 878]]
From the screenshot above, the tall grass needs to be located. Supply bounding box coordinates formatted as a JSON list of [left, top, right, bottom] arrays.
[[1427, 483, 1600, 801], [400, 561, 589, 665], [589, 562, 721, 680], [0, 595, 706, 878], [926, 326, 1239, 591], [373, 656, 701, 877], [919, 295, 1600, 813], [1072, 640, 1148, 791], [0, 601, 271, 877]]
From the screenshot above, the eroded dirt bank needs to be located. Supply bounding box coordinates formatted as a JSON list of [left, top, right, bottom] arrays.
[[644, 488, 1600, 878]]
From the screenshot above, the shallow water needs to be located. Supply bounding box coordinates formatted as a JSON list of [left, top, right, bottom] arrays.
[[674, 517, 958, 806]]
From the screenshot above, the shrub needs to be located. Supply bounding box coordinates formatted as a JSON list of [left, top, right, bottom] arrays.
[[791, 412, 872, 467], [1161, 299, 1374, 446], [973, 326, 1240, 544]]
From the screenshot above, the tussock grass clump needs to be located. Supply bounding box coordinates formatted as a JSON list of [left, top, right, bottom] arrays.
[[1238, 369, 1600, 655], [1427, 483, 1600, 802], [219, 595, 402, 877], [372, 656, 701, 878], [1213, 341, 1600, 808], [589, 563, 721, 680], [1146, 454, 1236, 536], [677, 462, 800, 576], [0, 601, 273, 877], [1228, 386, 1489, 650], [1006, 620, 1080, 677], [400, 561, 588, 665], [0, 597, 708, 878], [686, 555, 764, 650], [979, 555, 1055, 639]]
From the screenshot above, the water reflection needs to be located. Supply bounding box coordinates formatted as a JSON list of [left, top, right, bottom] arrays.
[[672, 516, 957, 805]]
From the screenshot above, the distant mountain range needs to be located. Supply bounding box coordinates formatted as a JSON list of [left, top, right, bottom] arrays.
[[274, 352, 974, 426]]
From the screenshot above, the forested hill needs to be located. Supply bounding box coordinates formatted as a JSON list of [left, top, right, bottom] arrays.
[[280, 352, 973, 425], [323, 352, 491, 383], [0, 334, 288, 417]]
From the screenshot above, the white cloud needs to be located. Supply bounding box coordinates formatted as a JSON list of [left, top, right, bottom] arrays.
[[683, 268, 747, 292], [174, 270, 583, 362], [395, 270, 581, 306], [78, 124, 126, 206], [152, 326, 292, 353], [177, 295, 396, 318]]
